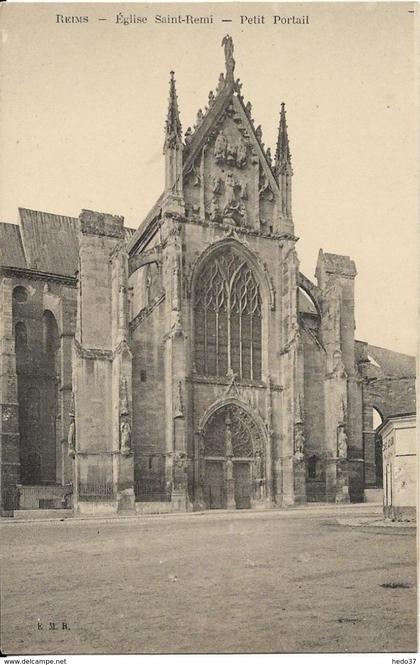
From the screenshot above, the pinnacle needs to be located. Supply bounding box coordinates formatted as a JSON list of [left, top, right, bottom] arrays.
[[275, 102, 292, 177], [164, 70, 182, 150]]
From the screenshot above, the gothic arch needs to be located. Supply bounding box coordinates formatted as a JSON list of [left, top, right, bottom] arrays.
[[192, 240, 272, 381], [198, 397, 268, 445], [42, 310, 60, 353], [191, 238, 275, 311]]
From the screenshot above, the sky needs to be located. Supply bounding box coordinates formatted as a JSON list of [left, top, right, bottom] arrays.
[[0, 2, 417, 355]]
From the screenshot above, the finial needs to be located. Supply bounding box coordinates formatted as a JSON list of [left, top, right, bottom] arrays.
[[164, 70, 182, 152], [221, 34, 235, 79], [275, 102, 292, 177]]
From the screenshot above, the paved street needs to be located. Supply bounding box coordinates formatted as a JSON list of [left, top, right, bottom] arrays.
[[1, 506, 416, 655]]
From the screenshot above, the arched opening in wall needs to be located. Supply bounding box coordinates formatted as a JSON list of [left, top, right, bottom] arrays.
[[42, 310, 60, 353], [201, 402, 266, 509], [13, 285, 28, 303], [15, 321, 28, 352], [298, 287, 321, 336], [373, 407, 384, 488], [193, 247, 262, 381]]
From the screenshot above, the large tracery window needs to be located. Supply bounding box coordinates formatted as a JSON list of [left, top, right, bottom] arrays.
[[194, 248, 262, 380]]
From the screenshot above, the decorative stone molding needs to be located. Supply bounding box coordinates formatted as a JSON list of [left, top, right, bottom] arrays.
[[0, 266, 77, 287], [73, 339, 113, 361], [79, 209, 125, 239]]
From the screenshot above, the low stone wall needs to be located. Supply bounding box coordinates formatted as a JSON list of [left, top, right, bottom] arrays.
[[13, 509, 72, 520], [76, 501, 118, 515], [135, 502, 172, 515], [18, 485, 67, 510]]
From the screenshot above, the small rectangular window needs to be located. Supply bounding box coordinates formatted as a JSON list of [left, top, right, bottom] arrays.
[[140, 370, 147, 382]]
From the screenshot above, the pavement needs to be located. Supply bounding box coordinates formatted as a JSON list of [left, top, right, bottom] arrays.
[[1, 503, 416, 655]]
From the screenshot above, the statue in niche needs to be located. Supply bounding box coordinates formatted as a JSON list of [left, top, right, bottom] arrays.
[[173, 381, 184, 419], [120, 419, 132, 456], [294, 426, 305, 462], [238, 203, 248, 226], [212, 174, 223, 195], [184, 127, 192, 145], [214, 130, 227, 164], [224, 411, 233, 457], [173, 451, 187, 489], [67, 393, 76, 459], [119, 377, 131, 456], [210, 196, 220, 222], [224, 171, 238, 212], [226, 141, 237, 166], [236, 140, 247, 168], [191, 164, 201, 187], [337, 426, 348, 459], [222, 34, 235, 75], [240, 182, 248, 200]]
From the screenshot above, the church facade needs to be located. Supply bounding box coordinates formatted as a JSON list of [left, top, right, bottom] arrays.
[[0, 38, 416, 514]]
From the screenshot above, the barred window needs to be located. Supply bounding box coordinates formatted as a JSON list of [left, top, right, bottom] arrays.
[[194, 248, 262, 380]]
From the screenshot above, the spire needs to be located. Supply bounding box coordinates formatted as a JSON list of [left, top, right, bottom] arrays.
[[275, 102, 292, 178], [163, 71, 184, 214], [164, 71, 182, 152]]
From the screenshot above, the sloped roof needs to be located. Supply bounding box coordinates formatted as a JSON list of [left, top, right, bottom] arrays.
[[1, 210, 136, 277], [355, 341, 415, 378], [0, 223, 27, 268], [19, 208, 79, 276]]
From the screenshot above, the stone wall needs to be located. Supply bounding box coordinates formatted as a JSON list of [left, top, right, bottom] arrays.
[[0, 271, 76, 511]]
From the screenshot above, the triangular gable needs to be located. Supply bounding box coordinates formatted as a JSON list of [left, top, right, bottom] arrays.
[[182, 81, 281, 233]]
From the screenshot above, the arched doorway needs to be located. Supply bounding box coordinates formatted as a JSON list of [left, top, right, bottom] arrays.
[[200, 402, 266, 510]]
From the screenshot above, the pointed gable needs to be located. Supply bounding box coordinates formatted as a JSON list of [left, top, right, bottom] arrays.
[[181, 38, 282, 233], [128, 35, 294, 255]]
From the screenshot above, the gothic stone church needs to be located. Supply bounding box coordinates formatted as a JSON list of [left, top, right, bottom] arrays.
[[0, 38, 416, 514]]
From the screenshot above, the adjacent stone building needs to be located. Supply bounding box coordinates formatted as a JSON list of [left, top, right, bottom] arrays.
[[380, 414, 416, 521], [0, 38, 416, 514]]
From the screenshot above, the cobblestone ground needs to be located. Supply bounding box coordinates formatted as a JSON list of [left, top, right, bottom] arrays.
[[0, 506, 416, 655]]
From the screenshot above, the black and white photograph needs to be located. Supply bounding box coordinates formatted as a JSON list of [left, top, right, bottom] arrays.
[[0, 2, 417, 659]]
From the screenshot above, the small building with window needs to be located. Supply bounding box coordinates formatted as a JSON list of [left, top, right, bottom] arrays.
[[379, 414, 416, 521]]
